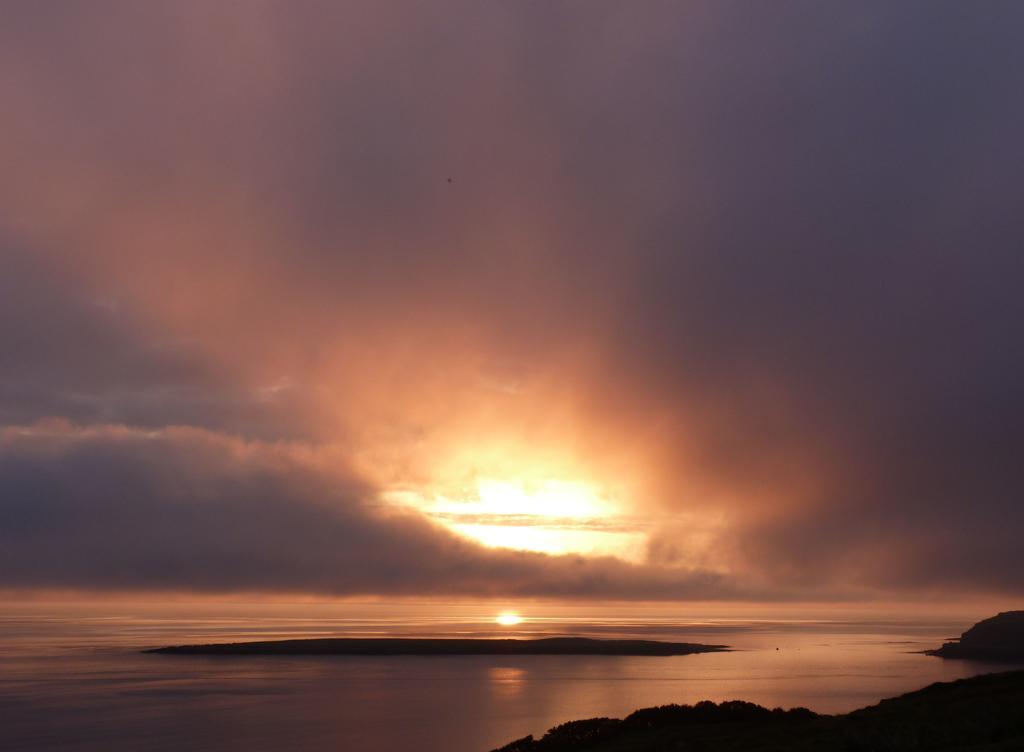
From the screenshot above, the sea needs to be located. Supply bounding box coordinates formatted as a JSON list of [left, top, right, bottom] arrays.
[[1, 601, 1018, 752]]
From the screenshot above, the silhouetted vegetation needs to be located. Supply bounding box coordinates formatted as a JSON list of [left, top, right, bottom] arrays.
[[492, 670, 1024, 751]]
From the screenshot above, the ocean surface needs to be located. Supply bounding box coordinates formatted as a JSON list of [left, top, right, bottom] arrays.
[[1, 602, 1018, 752]]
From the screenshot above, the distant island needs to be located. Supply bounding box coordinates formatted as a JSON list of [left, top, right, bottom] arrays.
[[491, 670, 1024, 751], [927, 610, 1024, 662], [146, 636, 728, 656]]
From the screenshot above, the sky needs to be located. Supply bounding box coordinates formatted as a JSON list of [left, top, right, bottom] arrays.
[[1, 1, 1023, 605]]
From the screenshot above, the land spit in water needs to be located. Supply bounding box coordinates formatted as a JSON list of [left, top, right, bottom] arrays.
[[146, 636, 729, 656], [927, 610, 1024, 662]]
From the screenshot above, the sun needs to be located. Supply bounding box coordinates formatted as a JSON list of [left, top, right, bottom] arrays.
[[495, 612, 523, 626]]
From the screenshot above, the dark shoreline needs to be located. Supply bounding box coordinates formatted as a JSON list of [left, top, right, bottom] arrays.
[[925, 610, 1024, 662], [145, 636, 729, 657], [925, 643, 1024, 661], [490, 670, 1024, 752]]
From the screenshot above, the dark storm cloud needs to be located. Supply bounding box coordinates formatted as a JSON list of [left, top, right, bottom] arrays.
[[0, 246, 306, 438], [603, 3, 1024, 590], [0, 246, 202, 421], [1, 1, 1023, 598], [0, 424, 735, 599]]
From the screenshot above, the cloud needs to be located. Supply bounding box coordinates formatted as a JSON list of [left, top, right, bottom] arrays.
[[0, 2, 1022, 599], [0, 244, 307, 438], [0, 422, 740, 599]]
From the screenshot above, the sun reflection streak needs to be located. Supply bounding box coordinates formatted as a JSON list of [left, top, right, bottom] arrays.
[[488, 666, 527, 698]]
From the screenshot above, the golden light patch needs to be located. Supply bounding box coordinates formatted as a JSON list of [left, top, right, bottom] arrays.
[[385, 478, 647, 560]]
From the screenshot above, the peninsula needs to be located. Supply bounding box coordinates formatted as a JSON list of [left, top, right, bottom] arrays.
[[927, 610, 1024, 662], [146, 636, 728, 656]]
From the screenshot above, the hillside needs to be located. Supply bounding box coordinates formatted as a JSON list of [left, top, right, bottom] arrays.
[[492, 670, 1024, 752]]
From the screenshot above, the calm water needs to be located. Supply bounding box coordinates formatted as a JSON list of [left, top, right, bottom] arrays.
[[0, 603, 1017, 751]]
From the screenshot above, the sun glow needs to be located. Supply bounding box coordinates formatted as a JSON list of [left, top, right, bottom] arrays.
[[386, 476, 647, 560], [495, 612, 523, 626], [464, 479, 607, 518]]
